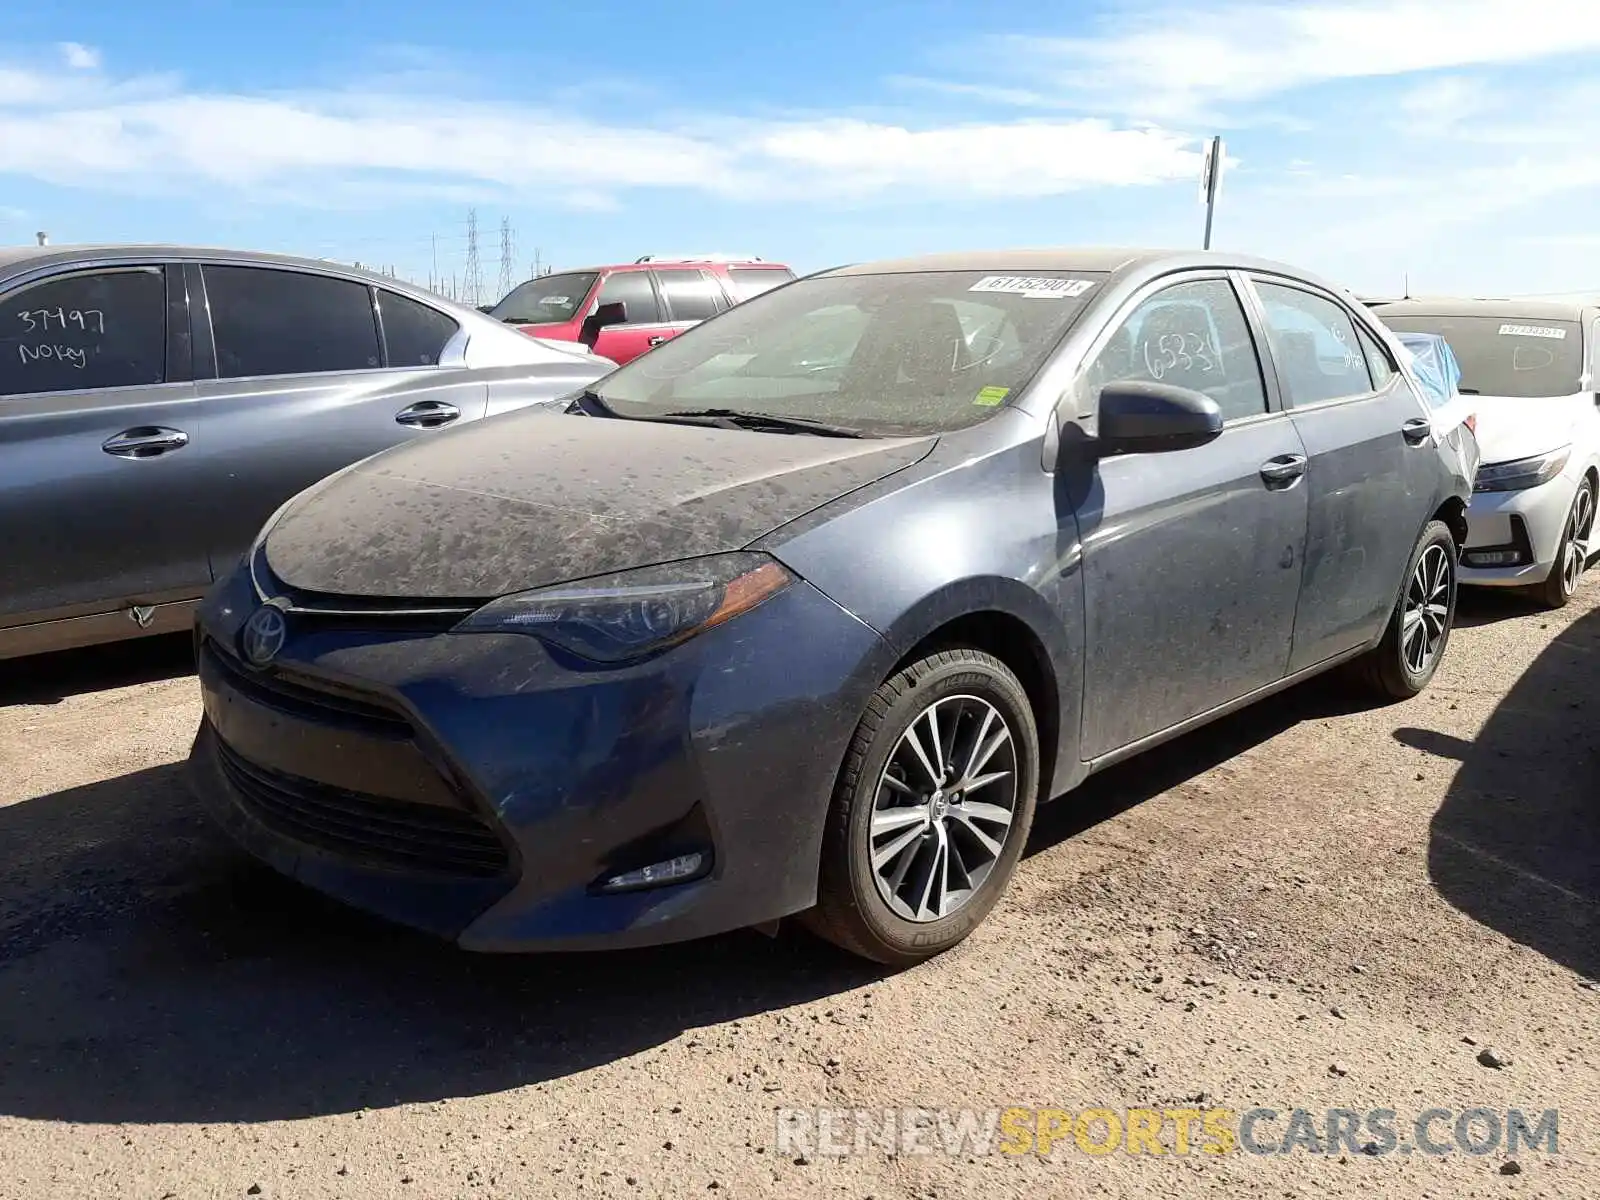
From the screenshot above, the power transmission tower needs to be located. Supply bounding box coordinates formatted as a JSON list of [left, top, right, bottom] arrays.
[[498, 216, 515, 299], [464, 209, 483, 308]]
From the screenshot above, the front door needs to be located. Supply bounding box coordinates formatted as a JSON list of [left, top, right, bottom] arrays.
[[1073, 275, 1310, 758], [1244, 276, 1432, 671], [588, 270, 673, 364], [0, 263, 212, 627]]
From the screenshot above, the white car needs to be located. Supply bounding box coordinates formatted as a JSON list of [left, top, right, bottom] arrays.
[[1374, 298, 1600, 608]]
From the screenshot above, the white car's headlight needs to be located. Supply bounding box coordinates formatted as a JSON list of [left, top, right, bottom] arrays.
[[453, 552, 794, 663], [1474, 445, 1571, 493]]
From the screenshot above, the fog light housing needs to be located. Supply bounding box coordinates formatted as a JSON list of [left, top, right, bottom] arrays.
[[597, 852, 707, 894], [1463, 549, 1524, 567]]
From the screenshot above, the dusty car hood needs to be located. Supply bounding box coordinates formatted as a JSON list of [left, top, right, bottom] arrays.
[[262, 410, 935, 599], [1471, 393, 1587, 464]]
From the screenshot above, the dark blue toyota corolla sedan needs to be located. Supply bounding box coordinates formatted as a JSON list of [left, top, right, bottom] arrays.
[[188, 249, 1474, 965]]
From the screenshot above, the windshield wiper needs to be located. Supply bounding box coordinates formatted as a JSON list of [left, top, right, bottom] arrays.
[[650, 408, 866, 438], [568, 388, 625, 418]]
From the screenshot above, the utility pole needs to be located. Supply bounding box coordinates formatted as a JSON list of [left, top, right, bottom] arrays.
[[532, 247, 543, 279], [1199, 136, 1224, 250], [464, 209, 483, 308]]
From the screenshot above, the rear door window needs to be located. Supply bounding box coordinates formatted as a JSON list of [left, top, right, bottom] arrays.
[[1253, 281, 1374, 406], [1, 267, 167, 396], [653, 268, 726, 322], [377, 290, 459, 366], [594, 270, 662, 325], [727, 268, 793, 301], [205, 265, 381, 379]]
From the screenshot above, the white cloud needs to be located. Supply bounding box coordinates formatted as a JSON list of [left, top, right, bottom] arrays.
[[0, 58, 1201, 208], [59, 42, 100, 70], [961, 0, 1600, 122]]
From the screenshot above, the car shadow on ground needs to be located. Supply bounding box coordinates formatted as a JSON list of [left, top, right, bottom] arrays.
[[1450, 585, 1553, 630], [0, 632, 195, 706], [0, 756, 885, 1127], [1396, 606, 1600, 983], [1026, 669, 1376, 854]]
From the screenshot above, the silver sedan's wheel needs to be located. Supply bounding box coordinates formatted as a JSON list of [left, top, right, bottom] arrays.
[[1535, 476, 1594, 609], [1560, 478, 1594, 597], [868, 695, 1019, 923], [1402, 543, 1452, 676]]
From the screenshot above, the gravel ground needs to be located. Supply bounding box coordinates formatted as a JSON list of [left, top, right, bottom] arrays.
[[1, 583, 1596, 1200]]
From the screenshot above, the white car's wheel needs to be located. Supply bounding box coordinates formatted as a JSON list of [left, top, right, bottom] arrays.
[[1533, 475, 1595, 609]]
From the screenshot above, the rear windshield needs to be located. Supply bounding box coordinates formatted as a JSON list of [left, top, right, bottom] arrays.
[[727, 267, 794, 301], [594, 269, 1108, 437], [489, 272, 598, 325], [1378, 314, 1584, 398]]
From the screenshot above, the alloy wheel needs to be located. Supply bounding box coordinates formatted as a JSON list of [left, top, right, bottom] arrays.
[[1561, 480, 1594, 597], [1402, 543, 1452, 675], [868, 694, 1019, 923]]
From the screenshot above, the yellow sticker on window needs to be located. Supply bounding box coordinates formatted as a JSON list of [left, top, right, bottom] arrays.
[[974, 386, 1010, 407]]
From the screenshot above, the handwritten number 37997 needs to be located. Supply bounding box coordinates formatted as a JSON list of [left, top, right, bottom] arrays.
[[18, 307, 105, 334]]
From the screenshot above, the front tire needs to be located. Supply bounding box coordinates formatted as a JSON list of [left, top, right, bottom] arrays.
[[1354, 519, 1457, 701], [1531, 475, 1594, 610], [803, 649, 1040, 967]]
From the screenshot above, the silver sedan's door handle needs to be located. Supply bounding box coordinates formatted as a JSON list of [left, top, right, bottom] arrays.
[[395, 400, 461, 429], [1401, 416, 1433, 444], [103, 426, 190, 458], [1259, 453, 1307, 487]]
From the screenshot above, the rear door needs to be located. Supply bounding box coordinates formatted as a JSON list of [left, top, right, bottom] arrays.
[[588, 269, 671, 364], [189, 263, 486, 577], [652, 267, 729, 343], [1243, 274, 1435, 670], [0, 261, 214, 629]]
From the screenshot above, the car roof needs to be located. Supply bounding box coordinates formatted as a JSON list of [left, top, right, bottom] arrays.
[[819, 246, 1352, 290], [537, 260, 792, 276], [1371, 296, 1600, 322], [0, 243, 471, 307]]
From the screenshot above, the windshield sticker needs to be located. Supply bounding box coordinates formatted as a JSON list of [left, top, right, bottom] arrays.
[[969, 276, 1097, 300], [539, 296, 571, 306], [973, 385, 1011, 407], [1498, 323, 1566, 340]]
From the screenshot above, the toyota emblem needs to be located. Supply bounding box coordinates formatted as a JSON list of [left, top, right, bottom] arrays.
[[240, 603, 288, 667]]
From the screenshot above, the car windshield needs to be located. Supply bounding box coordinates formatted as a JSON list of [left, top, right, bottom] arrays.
[[592, 269, 1108, 436], [1379, 314, 1584, 398], [489, 272, 598, 324]]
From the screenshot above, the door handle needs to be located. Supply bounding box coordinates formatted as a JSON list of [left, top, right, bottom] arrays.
[[1259, 454, 1307, 487], [1401, 416, 1433, 444], [646, 335, 669, 347], [394, 400, 461, 429], [103, 427, 189, 458]]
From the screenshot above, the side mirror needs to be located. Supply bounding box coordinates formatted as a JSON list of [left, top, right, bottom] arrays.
[[1096, 380, 1223, 455], [579, 301, 628, 350]]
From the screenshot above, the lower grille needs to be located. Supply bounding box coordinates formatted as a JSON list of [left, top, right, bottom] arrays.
[[216, 739, 510, 879]]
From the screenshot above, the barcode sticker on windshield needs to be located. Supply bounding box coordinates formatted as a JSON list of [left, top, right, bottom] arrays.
[[969, 276, 1097, 299], [1498, 323, 1566, 339]]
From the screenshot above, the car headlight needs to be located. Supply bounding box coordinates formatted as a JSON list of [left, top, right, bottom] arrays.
[[452, 552, 794, 662], [1473, 444, 1571, 493]]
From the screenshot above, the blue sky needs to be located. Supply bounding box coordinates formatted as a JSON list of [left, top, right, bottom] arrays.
[[4, 0, 1599, 301]]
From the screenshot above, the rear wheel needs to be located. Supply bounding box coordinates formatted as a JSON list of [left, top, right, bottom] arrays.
[[1531, 475, 1594, 610], [1353, 519, 1456, 701], [803, 649, 1040, 967]]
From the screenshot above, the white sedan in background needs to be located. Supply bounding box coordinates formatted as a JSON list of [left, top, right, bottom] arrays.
[[1374, 298, 1600, 608]]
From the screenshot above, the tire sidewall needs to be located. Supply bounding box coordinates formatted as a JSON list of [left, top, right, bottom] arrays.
[[840, 655, 1039, 959]]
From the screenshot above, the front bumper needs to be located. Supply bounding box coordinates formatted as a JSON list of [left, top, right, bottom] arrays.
[[187, 562, 893, 952], [1457, 473, 1575, 586]]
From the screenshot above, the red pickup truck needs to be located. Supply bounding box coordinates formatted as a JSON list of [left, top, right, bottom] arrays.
[[486, 256, 795, 364]]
